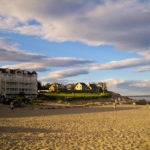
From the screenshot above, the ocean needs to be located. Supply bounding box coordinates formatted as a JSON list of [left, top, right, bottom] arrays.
[[128, 96, 150, 102]]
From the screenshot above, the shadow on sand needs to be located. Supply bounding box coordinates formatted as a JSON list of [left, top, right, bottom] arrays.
[[0, 105, 137, 118], [0, 126, 61, 133]]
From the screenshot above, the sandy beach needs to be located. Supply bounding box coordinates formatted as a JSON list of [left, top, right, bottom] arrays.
[[0, 104, 150, 150]]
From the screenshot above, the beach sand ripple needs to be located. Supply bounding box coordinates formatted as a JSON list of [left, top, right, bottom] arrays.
[[0, 105, 150, 150]]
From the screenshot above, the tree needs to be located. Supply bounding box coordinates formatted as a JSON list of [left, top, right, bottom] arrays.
[[37, 81, 42, 90], [44, 83, 51, 90]]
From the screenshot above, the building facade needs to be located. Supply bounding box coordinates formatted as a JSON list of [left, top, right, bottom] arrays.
[[0, 68, 37, 98], [88, 83, 100, 92], [74, 82, 89, 91], [97, 82, 107, 92], [49, 83, 66, 92]]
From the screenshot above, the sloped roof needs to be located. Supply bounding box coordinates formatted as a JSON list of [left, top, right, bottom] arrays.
[[88, 83, 98, 89], [0, 68, 37, 75]]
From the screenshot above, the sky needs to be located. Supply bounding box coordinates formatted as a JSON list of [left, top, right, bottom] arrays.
[[0, 0, 150, 96]]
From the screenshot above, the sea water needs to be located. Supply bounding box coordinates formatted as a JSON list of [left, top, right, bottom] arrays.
[[128, 96, 150, 102]]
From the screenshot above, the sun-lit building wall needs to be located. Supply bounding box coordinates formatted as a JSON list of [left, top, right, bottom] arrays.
[[0, 68, 37, 98]]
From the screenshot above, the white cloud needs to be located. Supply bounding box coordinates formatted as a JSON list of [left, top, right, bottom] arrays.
[[0, 0, 150, 51], [0, 0, 150, 96], [0, 16, 19, 30], [0, 38, 94, 70], [135, 66, 150, 72], [89, 58, 150, 70], [1, 37, 149, 78], [103, 78, 150, 95], [2, 57, 93, 71], [0, 38, 47, 62], [1, 62, 47, 72], [129, 80, 150, 88], [36, 55, 150, 81], [39, 68, 89, 81], [102, 78, 125, 87], [15, 25, 42, 37]]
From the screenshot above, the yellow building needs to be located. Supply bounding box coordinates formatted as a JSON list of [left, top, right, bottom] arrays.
[[49, 83, 65, 92], [74, 82, 88, 91]]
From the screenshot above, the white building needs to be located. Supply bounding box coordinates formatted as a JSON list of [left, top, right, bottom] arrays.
[[0, 68, 37, 98]]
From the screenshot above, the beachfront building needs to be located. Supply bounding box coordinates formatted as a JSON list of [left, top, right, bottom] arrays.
[[49, 83, 66, 92], [74, 82, 89, 91], [0, 68, 37, 98], [97, 82, 107, 92], [66, 83, 75, 91], [88, 83, 99, 92]]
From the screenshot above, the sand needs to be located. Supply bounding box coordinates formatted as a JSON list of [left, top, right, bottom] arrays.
[[0, 104, 150, 150]]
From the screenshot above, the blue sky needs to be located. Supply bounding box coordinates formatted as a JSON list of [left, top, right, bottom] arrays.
[[0, 0, 150, 95]]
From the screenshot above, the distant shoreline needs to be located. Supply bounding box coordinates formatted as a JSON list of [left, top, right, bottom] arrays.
[[128, 96, 150, 102]]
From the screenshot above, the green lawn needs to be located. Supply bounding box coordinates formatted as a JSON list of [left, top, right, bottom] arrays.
[[38, 91, 111, 99]]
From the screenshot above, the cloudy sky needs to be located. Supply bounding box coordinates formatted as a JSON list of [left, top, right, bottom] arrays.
[[0, 0, 150, 95]]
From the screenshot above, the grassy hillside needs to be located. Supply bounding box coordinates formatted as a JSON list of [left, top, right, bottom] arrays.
[[38, 91, 111, 101]]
